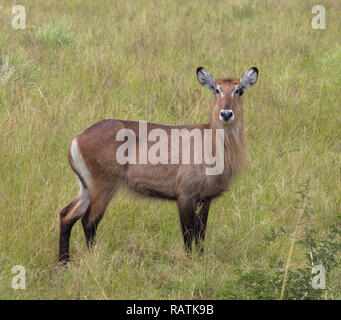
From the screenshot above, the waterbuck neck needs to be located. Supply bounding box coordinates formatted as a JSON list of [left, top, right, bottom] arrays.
[[208, 99, 245, 176]]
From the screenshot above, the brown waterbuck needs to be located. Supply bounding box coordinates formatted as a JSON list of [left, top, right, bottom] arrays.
[[59, 67, 258, 263]]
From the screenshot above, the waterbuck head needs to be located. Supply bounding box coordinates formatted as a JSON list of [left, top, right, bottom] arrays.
[[196, 67, 258, 129]]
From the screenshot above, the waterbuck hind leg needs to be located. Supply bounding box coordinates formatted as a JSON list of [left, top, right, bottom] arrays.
[[81, 205, 105, 249], [59, 195, 89, 263], [194, 198, 211, 253], [177, 197, 196, 253], [81, 184, 118, 250], [81, 209, 97, 249]]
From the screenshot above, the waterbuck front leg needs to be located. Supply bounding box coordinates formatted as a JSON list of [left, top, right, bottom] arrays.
[[176, 196, 196, 253], [194, 198, 211, 253]]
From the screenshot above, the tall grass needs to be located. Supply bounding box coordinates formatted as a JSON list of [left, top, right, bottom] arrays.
[[0, 0, 340, 299]]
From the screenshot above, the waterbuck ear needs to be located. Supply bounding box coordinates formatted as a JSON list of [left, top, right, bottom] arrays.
[[238, 67, 258, 96], [196, 67, 217, 93]]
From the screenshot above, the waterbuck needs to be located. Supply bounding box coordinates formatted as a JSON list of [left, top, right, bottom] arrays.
[[59, 67, 258, 263]]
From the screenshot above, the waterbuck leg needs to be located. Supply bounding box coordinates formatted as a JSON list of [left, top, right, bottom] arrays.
[[81, 212, 98, 249], [194, 198, 211, 252], [81, 184, 118, 249], [177, 197, 196, 253], [59, 196, 88, 263], [81, 206, 104, 249]]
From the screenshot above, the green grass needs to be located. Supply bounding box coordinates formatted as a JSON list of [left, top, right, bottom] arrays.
[[0, 0, 340, 299], [33, 20, 74, 49]]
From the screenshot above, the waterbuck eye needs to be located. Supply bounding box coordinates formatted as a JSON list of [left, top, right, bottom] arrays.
[[233, 88, 243, 96]]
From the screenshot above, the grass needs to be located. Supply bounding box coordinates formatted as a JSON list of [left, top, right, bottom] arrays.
[[33, 20, 74, 50], [0, 0, 340, 299], [0, 55, 36, 84]]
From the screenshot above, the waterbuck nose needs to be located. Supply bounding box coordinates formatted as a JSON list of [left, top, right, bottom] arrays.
[[219, 110, 234, 122]]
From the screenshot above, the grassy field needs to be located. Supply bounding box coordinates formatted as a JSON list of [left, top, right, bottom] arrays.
[[0, 0, 340, 299]]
